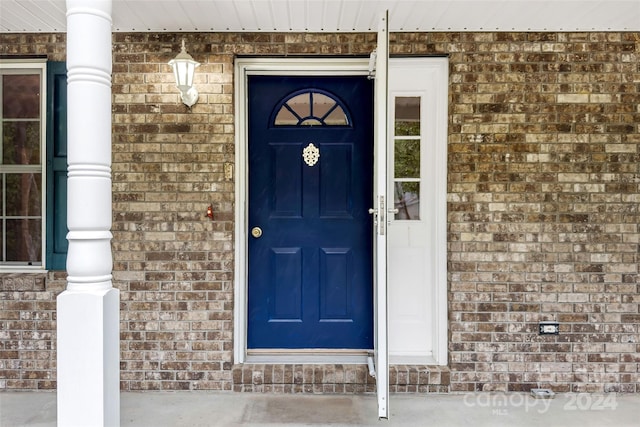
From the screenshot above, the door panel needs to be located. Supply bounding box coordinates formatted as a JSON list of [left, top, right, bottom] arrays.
[[247, 76, 374, 349], [270, 247, 302, 321], [319, 144, 353, 218], [270, 143, 302, 217], [319, 247, 352, 320]]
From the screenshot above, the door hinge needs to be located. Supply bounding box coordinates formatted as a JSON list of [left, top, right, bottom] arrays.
[[368, 49, 377, 80], [367, 354, 377, 378]]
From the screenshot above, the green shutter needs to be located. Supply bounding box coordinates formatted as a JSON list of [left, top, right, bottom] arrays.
[[45, 62, 68, 270]]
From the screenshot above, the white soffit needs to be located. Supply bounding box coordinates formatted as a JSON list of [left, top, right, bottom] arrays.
[[1, 0, 639, 33]]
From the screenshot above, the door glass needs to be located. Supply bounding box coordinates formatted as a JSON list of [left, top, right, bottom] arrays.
[[394, 139, 419, 177], [394, 96, 420, 136], [274, 90, 348, 126], [393, 96, 420, 220]]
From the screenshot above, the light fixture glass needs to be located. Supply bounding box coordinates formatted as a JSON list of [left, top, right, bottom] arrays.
[[168, 39, 200, 107]]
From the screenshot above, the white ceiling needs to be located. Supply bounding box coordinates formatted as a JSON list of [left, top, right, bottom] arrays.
[[1, 0, 639, 33]]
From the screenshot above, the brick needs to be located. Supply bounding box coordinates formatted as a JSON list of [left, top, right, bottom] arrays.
[[3, 30, 640, 396]]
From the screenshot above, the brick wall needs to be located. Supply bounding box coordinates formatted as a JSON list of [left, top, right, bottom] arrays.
[[0, 273, 66, 389], [111, 33, 238, 391], [1, 31, 639, 393], [443, 32, 640, 393]]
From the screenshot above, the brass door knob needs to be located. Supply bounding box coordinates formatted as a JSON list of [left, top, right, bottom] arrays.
[[251, 227, 263, 238]]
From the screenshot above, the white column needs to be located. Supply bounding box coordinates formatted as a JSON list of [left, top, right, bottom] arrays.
[[57, 1, 119, 426]]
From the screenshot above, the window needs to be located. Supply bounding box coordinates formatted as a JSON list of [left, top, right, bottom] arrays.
[[0, 60, 67, 270], [1, 63, 44, 266], [393, 96, 421, 220], [274, 89, 349, 126]]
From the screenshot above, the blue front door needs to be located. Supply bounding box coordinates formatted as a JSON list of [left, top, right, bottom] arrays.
[[247, 76, 374, 349]]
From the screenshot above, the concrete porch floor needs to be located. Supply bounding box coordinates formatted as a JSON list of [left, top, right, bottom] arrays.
[[2, 391, 639, 426]]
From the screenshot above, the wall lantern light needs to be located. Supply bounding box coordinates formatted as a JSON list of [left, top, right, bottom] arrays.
[[168, 39, 200, 107]]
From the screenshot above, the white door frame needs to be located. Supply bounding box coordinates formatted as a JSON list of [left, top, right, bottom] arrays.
[[233, 57, 372, 364], [233, 57, 449, 368]]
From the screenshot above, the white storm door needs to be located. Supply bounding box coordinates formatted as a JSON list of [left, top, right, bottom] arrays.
[[373, 9, 389, 421]]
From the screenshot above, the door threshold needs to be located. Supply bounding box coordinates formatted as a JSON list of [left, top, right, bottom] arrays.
[[246, 349, 370, 364]]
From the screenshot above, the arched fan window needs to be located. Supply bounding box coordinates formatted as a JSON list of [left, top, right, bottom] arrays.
[[273, 90, 350, 126]]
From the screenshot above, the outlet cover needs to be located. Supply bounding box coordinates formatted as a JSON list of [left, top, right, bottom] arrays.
[[539, 321, 559, 335], [531, 388, 555, 399]]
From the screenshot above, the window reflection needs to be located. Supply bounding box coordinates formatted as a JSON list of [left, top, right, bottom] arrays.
[[394, 97, 420, 136], [3, 122, 40, 164], [274, 107, 298, 125], [394, 139, 419, 179], [6, 173, 42, 216], [6, 219, 42, 263], [394, 182, 420, 220], [3, 75, 40, 119]]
